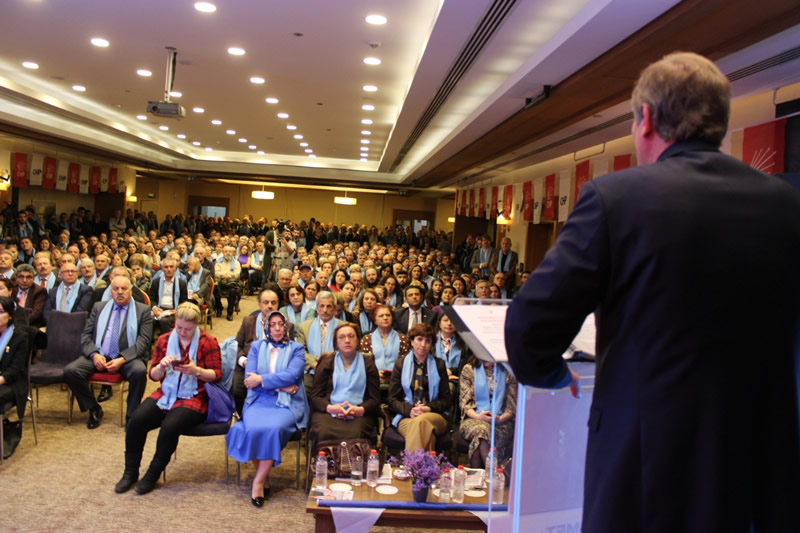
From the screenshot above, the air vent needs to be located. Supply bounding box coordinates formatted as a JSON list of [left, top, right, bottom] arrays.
[[726, 45, 800, 82]]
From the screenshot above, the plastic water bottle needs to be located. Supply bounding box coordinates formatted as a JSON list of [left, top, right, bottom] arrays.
[[438, 468, 452, 502], [491, 468, 505, 504], [366, 449, 379, 487], [315, 451, 328, 489], [339, 441, 351, 473], [452, 465, 466, 503], [486, 448, 497, 485]]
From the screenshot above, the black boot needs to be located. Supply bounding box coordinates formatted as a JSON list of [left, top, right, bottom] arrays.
[[134, 461, 165, 495], [114, 452, 141, 493]]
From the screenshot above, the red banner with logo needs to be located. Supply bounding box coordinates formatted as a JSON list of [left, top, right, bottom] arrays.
[[90, 166, 101, 194], [490, 186, 498, 218], [614, 154, 632, 171], [522, 181, 533, 221], [67, 163, 80, 193], [108, 168, 118, 194], [575, 160, 590, 200], [42, 157, 57, 189], [504, 185, 513, 218], [544, 174, 556, 220], [11, 152, 28, 188], [467, 189, 474, 217], [478, 188, 485, 218], [742, 118, 786, 175]]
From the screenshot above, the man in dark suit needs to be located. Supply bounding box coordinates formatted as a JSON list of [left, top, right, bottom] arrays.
[[393, 285, 437, 333], [14, 264, 46, 328], [505, 52, 800, 533], [185, 256, 212, 307], [469, 236, 493, 279], [64, 275, 153, 429], [42, 262, 93, 324], [489, 237, 518, 292], [148, 257, 188, 335]]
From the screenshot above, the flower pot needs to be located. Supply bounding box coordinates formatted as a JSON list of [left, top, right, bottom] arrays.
[[412, 486, 429, 503]]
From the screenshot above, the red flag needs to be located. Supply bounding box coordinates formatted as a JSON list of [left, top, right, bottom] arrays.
[[67, 163, 80, 193], [575, 160, 590, 200], [504, 185, 513, 218], [478, 188, 485, 218], [742, 118, 786, 175], [544, 174, 556, 220], [42, 157, 57, 189], [11, 152, 28, 188], [89, 167, 101, 194], [468, 189, 475, 217], [522, 181, 533, 221], [108, 168, 118, 194], [490, 186, 498, 218], [614, 154, 632, 171]]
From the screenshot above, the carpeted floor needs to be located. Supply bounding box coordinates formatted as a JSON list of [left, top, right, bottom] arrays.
[[0, 292, 479, 533]]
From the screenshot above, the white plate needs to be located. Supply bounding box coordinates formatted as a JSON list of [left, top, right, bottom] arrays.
[[375, 485, 399, 495], [464, 489, 486, 498], [329, 483, 353, 492]]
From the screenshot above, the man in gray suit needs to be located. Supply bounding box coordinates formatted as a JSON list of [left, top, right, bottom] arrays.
[[64, 275, 153, 429]]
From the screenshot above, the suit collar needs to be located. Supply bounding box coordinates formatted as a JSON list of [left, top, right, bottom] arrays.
[[657, 140, 720, 162]]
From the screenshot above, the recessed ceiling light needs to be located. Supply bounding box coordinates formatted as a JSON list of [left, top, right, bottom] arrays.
[[193, 107, 205, 113], [304, 149, 313, 153], [286, 125, 297, 130], [137, 69, 152, 77], [257, 150, 264, 155], [228, 47, 245, 56], [177, 134, 187, 139], [361, 104, 375, 111], [205, 147, 213, 151], [265, 97, 279, 104], [277, 112, 289, 119], [309, 154, 317, 158], [361, 130, 371, 135], [136, 115, 147, 120], [248, 145, 256, 149], [226, 129, 236, 135], [362, 85, 378, 92], [293, 134, 303, 140], [192, 141, 201, 146], [90, 38, 109, 48], [159, 125, 169, 131], [360, 139, 370, 144], [238, 138, 247, 143], [22, 61, 39, 69], [360, 157, 368, 162], [169, 90, 182, 98], [361, 119, 373, 125], [363, 57, 381, 65], [211, 119, 222, 125], [360, 146, 369, 151], [365, 14, 387, 25], [250, 76, 265, 84], [299, 142, 309, 147], [194, 2, 217, 13], [72, 85, 86, 92]]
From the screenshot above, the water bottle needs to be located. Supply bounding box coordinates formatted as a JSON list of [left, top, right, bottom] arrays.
[[438, 468, 452, 502], [491, 468, 505, 504], [339, 441, 351, 474], [351, 455, 363, 487], [452, 465, 466, 503], [315, 451, 328, 489], [486, 448, 497, 485], [366, 449, 379, 487]]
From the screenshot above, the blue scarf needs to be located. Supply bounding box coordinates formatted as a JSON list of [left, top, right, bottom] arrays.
[[359, 311, 374, 335], [247, 340, 308, 428], [496, 251, 509, 273], [348, 299, 356, 312], [474, 363, 506, 415], [54, 282, 79, 312], [157, 327, 200, 410], [224, 257, 236, 271], [35, 272, 56, 290], [101, 285, 112, 302], [255, 313, 266, 341], [392, 352, 440, 427], [305, 317, 339, 358], [0, 325, 15, 364], [17, 221, 34, 239], [435, 334, 462, 370], [283, 304, 314, 329], [387, 293, 397, 307], [83, 273, 98, 287], [93, 300, 138, 355], [329, 351, 367, 408], [371, 329, 400, 371], [97, 266, 110, 279], [157, 276, 181, 309], [188, 268, 203, 293], [251, 250, 263, 267]]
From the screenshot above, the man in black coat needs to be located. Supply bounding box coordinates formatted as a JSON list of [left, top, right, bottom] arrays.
[[505, 52, 800, 533], [393, 285, 437, 334]]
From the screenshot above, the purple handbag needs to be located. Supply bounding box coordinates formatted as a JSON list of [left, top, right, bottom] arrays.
[[205, 382, 235, 423]]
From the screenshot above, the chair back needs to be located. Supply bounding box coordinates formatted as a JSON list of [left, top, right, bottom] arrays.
[[42, 311, 88, 365]]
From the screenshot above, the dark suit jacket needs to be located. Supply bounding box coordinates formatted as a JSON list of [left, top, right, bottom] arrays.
[[81, 299, 153, 363], [234, 313, 296, 362], [43, 283, 93, 324], [489, 249, 519, 289], [505, 141, 800, 533], [392, 306, 438, 334], [17, 284, 47, 328], [187, 268, 212, 304], [148, 277, 188, 310], [0, 331, 30, 417]]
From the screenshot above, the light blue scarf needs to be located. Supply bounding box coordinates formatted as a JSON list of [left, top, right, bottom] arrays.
[[0, 325, 15, 364], [255, 313, 266, 341], [392, 353, 440, 427], [496, 251, 509, 273], [435, 334, 462, 370], [283, 304, 314, 329], [35, 272, 56, 290], [17, 221, 34, 239], [359, 311, 374, 335], [387, 293, 397, 307], [54, 282, 79, 312], [93, 301, 138, 355], [187, 268, 203, 294], [247, 340, 307, 428], [83, 273, 98, 287], [157, 276, 181, 309], [474, 363, 506, 415], [348, 299, 356, 312], [371, 329, 400, 371], [305, 317, 339, 359], [101, 285, 112, 302], [329, 351, 367, 409], [224, 258, 237, 271], [157, 326, 200, 410], [251, 250, 263, 267]]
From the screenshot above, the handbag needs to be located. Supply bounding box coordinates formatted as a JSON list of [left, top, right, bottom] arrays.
[[205, 382, 235, 424], [311, 438, 371, 478]]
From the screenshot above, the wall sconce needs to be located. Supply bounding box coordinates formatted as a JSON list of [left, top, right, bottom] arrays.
[[126, 195, 138, 203], [497, 211, 511, 225], [447, 216, 455, 223]]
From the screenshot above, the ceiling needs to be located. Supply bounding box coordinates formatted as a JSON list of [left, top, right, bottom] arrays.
[[0, 0, 798, 193]]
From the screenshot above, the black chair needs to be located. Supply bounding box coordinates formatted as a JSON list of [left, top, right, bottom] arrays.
[[230, 425, 306, 490], [28, 311, 88, 422], [164, 416, 236, 482]]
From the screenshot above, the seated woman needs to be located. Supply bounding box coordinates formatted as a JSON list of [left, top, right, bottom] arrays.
[[226, 311, 307, 508], [432, 285, 456, 314], [359, 304, 410, 384], [424, 278, 444, 308], [388, 323, 451, 451], [459, 356, 517, 468], [328, 268, 349, 293], [0, 296, 31, 458], [354, 288, 379, 335], [333, 291, 354, 323], [115, 303, 222, 495], [310, 323, 380, 447], [434, 313, 468, 401], [381, 275, 403, 308], [340, 281, 357, 313], [280, 283, 315, 330], [303, 281, 320, 309]]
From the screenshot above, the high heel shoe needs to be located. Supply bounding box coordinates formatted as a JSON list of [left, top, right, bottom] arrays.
[[250, 485, 267, 508]]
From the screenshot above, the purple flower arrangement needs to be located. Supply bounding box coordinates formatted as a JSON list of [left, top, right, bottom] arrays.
[[391, 449, 453, 491]]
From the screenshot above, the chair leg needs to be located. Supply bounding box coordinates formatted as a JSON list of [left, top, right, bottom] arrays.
[[0, 414, 5, 466], [118, 383, 125, 428], [68, 390, 73, 424], [296, 437, 301, 489], [28, 396, 39, 445]]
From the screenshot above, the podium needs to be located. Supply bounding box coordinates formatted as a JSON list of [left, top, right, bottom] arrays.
[[445, 300, 595, 533]]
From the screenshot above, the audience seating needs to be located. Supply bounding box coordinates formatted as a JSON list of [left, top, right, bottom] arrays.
[[379, 404, 453, 463], [164, 415, 236, 482], [71, 372, 128, 427]]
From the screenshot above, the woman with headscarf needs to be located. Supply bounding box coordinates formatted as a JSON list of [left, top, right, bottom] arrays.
[[226, 311, 308, 508]]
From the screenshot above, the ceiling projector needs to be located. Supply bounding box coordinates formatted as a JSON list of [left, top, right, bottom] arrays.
[[146, 100, 185, 118]]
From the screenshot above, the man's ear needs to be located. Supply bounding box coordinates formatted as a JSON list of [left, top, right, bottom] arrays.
[[639, 104, 655, 138]]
